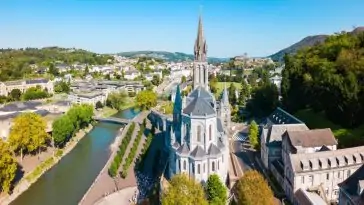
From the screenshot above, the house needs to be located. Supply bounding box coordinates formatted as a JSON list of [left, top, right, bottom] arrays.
[[124, 70, 141, 80], [68, 91, 106, 107]]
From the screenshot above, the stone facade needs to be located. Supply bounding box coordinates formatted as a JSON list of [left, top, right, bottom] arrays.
[[149, 15, 231, 184], [261, 108, 364, 204]]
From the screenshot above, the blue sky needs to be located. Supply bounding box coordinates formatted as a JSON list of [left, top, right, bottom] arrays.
[[1, 0, 364, 57]]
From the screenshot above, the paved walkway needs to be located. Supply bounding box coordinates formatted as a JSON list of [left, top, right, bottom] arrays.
[[80, 112, 150, 205], [94, 186, 138, 205]]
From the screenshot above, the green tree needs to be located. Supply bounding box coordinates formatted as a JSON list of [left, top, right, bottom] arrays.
[[106, 91, 128, 110], [161, 174, 208, 205], [248, 120, 259, 149], [135, 90, 157, 110], [0, 140, 18, 193], [246, 83, 278, 118], [48, 63, 59, 76], [8, 112, 49, 160], [181, 76, 187, 83], [206, 174, 227, 205], [10, 89, 22, 101], [54, 81, 70, 93], [228, 83, 237, 105], [209, 74, 218, 94], [235, 170, 274, 205], [22, 86, 49, 101], [95, 101, 104, 109], [151, 75, 161, 86], [238, 80, 250, 106], [52, 115, 74, 147]]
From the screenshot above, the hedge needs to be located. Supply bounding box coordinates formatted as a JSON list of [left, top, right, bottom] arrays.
[[108, 122, 136, 177], [120, 124, 145, 178]]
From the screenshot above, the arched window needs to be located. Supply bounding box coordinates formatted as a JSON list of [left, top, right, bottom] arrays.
[[197, 125, 201, 142], [212, 161, 215, 172], [209, 124, 212, 140], [203, 163, 205, 173], [183, 160, 186, 170], [218, 161, 220, 170], [198, 164, 201, 174]]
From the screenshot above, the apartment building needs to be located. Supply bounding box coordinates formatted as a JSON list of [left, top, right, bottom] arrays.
[[0, 79, 54, 97]]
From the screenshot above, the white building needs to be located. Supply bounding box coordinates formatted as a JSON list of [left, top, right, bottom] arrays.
[[68, 91, 106, 107], [0, 79, 54, 97], [124, 70, 141, 80], [161, 15, 230, 184], [262, 107, 364, 204]]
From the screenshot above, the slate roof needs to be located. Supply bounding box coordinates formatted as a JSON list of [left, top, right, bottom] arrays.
[[286, 128, 338, 148], [26, 79, 49, 84], [216, 118, 224, 132], [183, 97, 215, 116], [266, 107, 303, 125], [190, 145, 206, 159], [188, 86, 213, 100], [176, 143, 190, 156], [0, 101, 42, 112], [265, 124, 308, 146], [208, 143, 221, 156], [339, 164, 364, 204], [294, 189, 327, 205]]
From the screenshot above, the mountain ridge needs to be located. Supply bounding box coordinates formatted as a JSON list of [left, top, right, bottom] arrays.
[[269, 26, 364, 62], [117, 51, 228, 63]]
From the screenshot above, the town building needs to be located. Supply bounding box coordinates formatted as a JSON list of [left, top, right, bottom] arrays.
[[261, 107, 364, 204], [0, 79, 54, 97], [68, 80, 144, 106], [149, 15, 231, 184]]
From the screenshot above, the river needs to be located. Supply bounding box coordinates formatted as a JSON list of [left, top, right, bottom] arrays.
[[10, 108, 140, 205]]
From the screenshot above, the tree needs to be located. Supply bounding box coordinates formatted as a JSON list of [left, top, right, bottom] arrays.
[[151, 75, 161, 86], [206, 174, 227, 205], [161, 174, 208, 205], [106, 91, 128, 110], [209, 74, 218, 94], [8, 112, 49, 160], [9, 89, 22, 101], [235, 170, 274, 205], [0, 139, 17, 193], [48, 63, 59, 76], [135, 90, 157, 110], [54, 81, 70, 93], [95, 101, 103, 109], [249, 120, 259, 149], [52, 115, 74, 147], [181, 75, 187, 83], [246, 83, 279, 118], [228, 83, 237, 105], [238, 80, 250, 106], [22, 86, 49, 100]]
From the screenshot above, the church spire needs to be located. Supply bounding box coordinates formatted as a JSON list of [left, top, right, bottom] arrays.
[[194, 14, 207, 62], [222, 83, 229, 105]]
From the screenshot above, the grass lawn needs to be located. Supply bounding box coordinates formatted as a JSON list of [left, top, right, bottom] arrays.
[[99, 107, 118, 117], [294, 109, 364, 148], [215, 82, 241, 97], [120, 97, 135, 110]]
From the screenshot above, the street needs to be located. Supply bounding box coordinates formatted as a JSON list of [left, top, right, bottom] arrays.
[[231, 140, 256, 171]]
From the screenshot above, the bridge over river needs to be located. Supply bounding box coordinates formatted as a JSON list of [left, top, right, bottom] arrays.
[[92, 116, 131, 124]]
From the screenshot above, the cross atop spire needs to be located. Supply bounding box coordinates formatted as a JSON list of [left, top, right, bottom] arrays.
[[194, 12, 207, 62]]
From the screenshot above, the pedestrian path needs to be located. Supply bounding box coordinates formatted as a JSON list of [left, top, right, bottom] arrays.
[[232, 133, 248, 142]]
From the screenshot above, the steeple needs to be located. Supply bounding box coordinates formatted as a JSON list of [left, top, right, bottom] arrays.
[[222, 82, 229, 105], [173, 84, 182, 112], [194, 14, 207, 62]]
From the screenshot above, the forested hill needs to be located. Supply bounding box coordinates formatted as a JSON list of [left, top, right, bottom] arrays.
[[281, 30, 364, 137], [270, 27, 364, 62], [0, 47, 113, 81], [118, 51, 228, 63]]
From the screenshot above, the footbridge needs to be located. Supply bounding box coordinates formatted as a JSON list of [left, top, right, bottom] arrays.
[[92, 116, 131, 124]]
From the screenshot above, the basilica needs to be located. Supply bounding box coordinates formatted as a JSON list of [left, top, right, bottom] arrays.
[[163, 15, 231, 184]]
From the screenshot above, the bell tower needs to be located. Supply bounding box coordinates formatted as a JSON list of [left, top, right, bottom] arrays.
[[193, 14, 209, 90]]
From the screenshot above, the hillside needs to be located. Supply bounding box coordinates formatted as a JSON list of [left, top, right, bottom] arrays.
[[117, 51, 228, 63], [269, 35, 328, 62], [269, 27, 364, 62]]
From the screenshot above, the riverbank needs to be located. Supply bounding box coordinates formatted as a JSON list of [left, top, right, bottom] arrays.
[[0, 125, 94, 205]]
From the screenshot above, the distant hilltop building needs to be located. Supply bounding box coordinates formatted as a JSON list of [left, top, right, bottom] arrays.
[[149, 15, 231, 185]]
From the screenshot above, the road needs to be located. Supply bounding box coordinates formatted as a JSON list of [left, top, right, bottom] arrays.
[[231, 141, 256, 171]]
